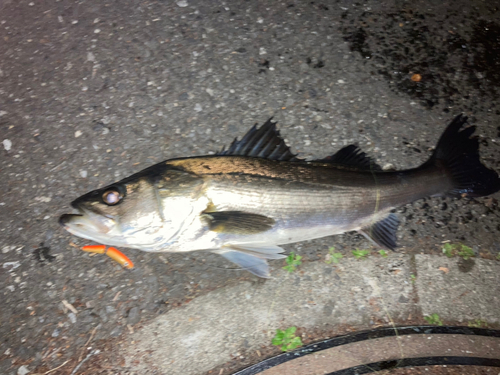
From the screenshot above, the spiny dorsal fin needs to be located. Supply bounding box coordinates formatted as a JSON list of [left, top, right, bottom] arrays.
[[319, 145, 381, 170], [218, 118, 300, 161], [359, 213, 399, 250]]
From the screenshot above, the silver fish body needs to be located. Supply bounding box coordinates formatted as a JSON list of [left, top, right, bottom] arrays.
[[60, 116, 500, 277]]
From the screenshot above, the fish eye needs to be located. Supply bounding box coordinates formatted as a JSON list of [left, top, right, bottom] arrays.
[[102, 188, 123, 206]]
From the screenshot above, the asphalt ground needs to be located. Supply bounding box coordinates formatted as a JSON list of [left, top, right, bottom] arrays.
[[1, 0, 500, 374]]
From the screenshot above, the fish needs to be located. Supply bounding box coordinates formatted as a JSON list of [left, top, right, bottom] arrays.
[[59, 115, 500, 277]]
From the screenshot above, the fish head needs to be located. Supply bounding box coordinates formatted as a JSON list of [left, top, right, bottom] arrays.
[[59, 175, 170, 249]]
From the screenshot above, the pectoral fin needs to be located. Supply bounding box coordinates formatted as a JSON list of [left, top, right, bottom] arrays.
[[359, 213, 399, 250], [213, 244, 286, 278], [202, 211, 275, 234]]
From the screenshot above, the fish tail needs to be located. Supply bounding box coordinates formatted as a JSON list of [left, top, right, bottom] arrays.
[[427, 114, 500, 197]]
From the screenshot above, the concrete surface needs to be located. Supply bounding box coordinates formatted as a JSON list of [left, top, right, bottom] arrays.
[[1, 0, 500, 374], [121, 255, 500, 374]]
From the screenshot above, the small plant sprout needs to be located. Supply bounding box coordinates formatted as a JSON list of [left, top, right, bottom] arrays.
[[352, 249, 370, 260], [442, 243, 475, 260], [457, 245, 474, 260], [378, 250, 388, 258], [272, 327, 303, 352], [283, 252, 302, 272], [468, 319, 488, 328], [410, 274, 416, 283], [442, 243, 454, 258], [325, 247, 343, 264], [424, 313, 443, 326]]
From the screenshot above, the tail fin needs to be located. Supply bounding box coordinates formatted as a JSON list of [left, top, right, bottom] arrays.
[[428, 114, 500, 197]]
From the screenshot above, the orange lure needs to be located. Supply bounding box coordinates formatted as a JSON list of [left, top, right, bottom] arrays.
[[81, 245, 134, 269]]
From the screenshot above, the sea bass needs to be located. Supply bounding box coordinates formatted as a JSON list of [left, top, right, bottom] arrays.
[[60, 115, 500, 277]]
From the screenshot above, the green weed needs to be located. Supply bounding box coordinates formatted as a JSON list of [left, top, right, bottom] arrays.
[[442, 243, 454, 258], [378, 250, 388, 258], [325, 247, 343, 264], [442, 243, 475, 260], [468, 319, 488, 328], [457, 245, 474, 260], [352, 249, 370, 260], [272, 327, 303, 352], [283, 253, 302, 272], [424, 313, 443, 326]]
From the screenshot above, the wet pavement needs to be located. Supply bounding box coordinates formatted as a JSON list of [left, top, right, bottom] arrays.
[[1, 0, 500, 374]]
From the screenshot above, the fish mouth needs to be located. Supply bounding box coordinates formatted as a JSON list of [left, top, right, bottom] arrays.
[[59, 208, 117, 240], [59, 213, 83, 227]]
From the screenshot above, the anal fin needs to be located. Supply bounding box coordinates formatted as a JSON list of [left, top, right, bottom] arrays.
[[213, 244, 286, 278], [359, 213, 399, 250]]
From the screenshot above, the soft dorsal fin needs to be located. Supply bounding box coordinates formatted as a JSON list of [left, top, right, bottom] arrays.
[[218, 118, 299, 161], [319, 145, 381, 170]]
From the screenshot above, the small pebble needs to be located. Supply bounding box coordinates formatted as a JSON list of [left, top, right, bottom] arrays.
[[75, 130, 82, 138], [18, 365, 30, 375], [3, 139, 12, 151], [194, 103, 202, 112], [35, 196, 51, 202], [80, 170, 88, 178], [127, 307, 140, 325], [2, 245, 15, 253], [94, 29, 101, 34], [3, 261, 20, 270], [68, 312, 77, 324], [176, 0, 188, 7], [109, 326, 122, 337]]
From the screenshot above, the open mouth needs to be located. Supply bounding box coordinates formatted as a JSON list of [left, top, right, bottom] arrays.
[[59, 207, 116, 237], [58, 212, 103, 242], [59, 213, 83, 227]]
